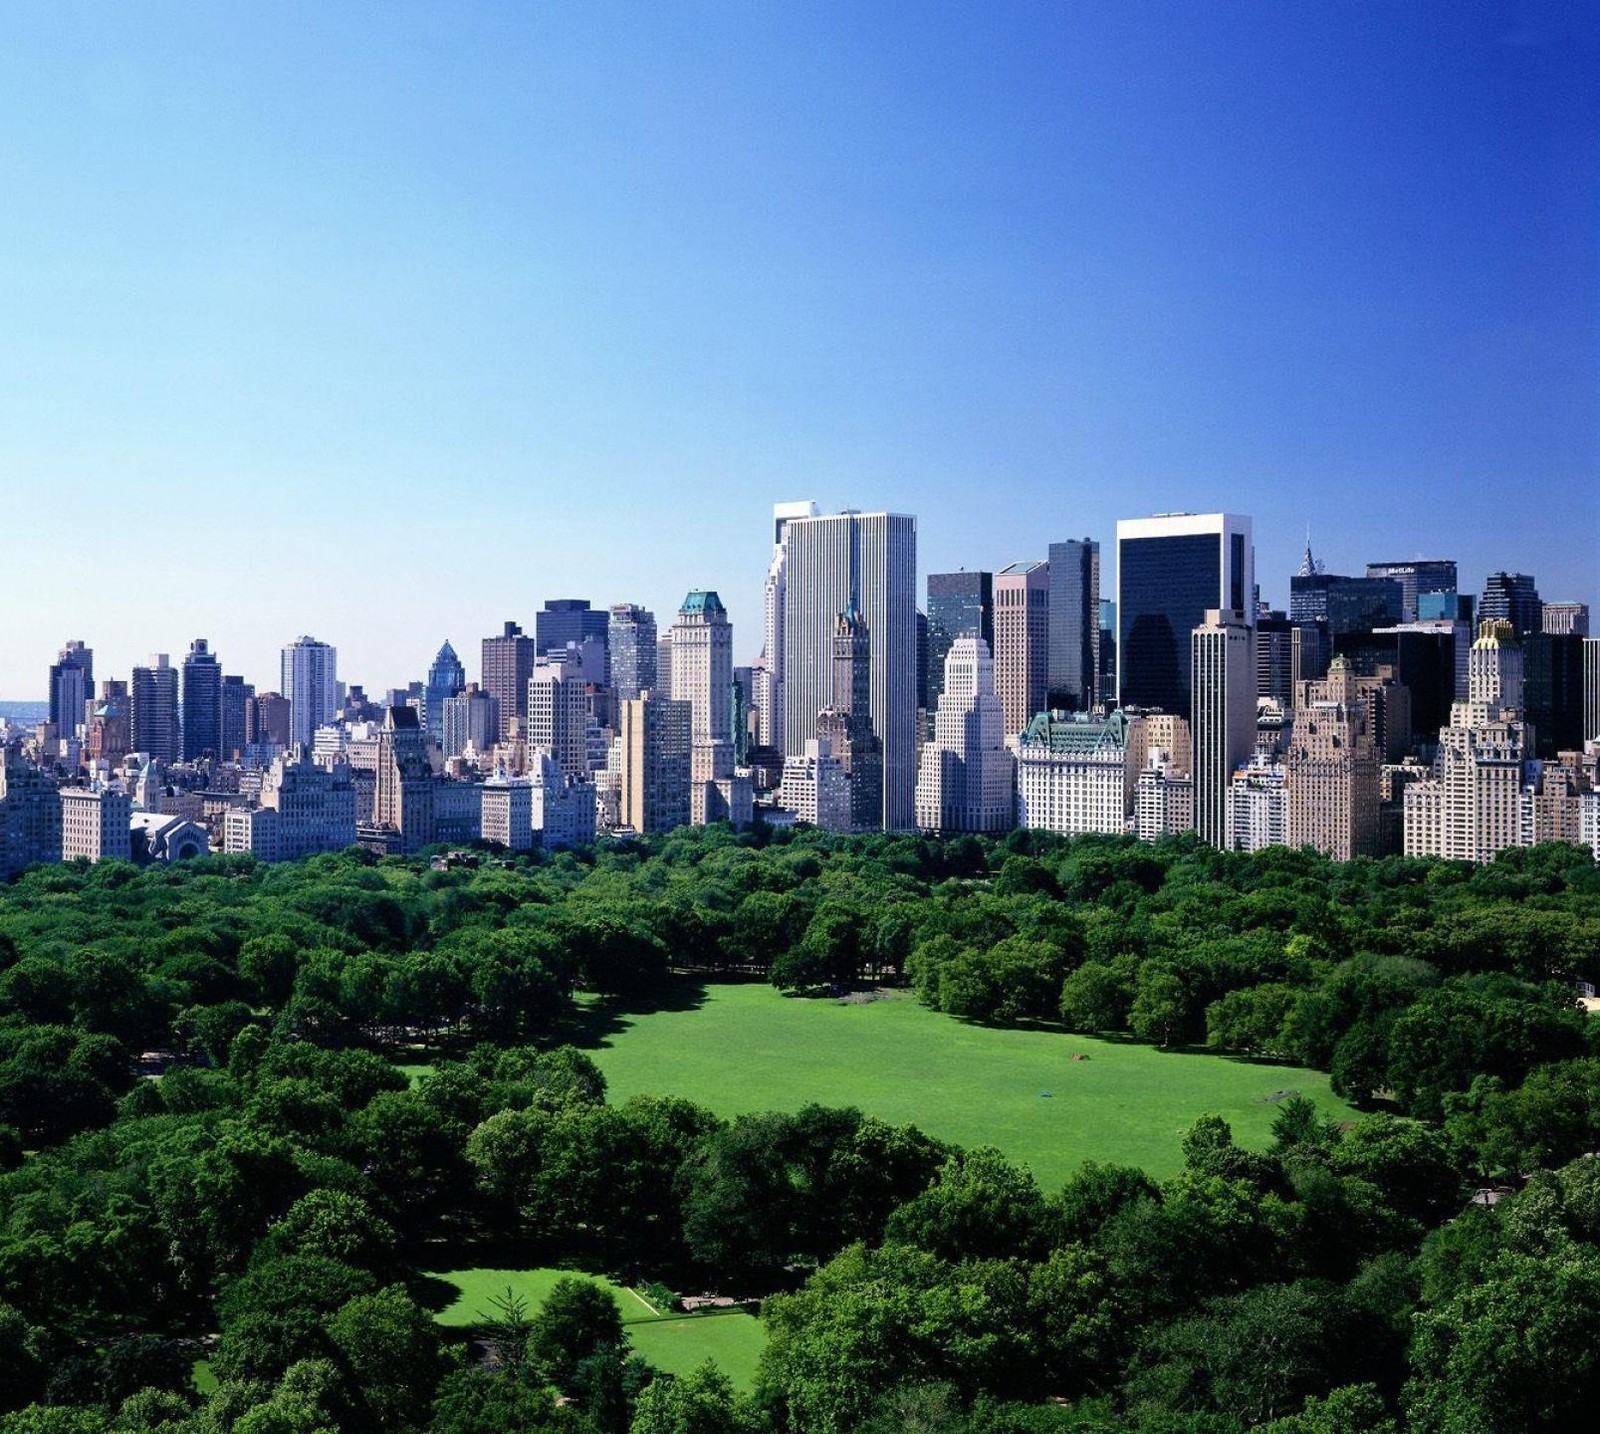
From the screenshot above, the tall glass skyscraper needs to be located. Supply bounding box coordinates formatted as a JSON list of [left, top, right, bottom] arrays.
[[608, 603, 658, 703], [281, 636, 339, 749], [1116, 513, 1254, 715], [783, 510, 918, 829], [926, 571, 993, 714], [1047, 538, 1100, 712], [423, 641, 466, 744], [181, 638, 223, 761]]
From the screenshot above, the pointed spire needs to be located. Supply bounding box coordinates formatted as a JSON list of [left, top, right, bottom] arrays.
[[1297, 526, 1322, 578]]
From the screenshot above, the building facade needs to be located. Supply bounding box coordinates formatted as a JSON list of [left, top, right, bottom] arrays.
[[131, 656, 182, 764], [1117, 512, 1254, 715], [481, 621, 538, 743], [181, 638, 223, 761], [281, 637, 339, 750], [1015, 708, 1134, 838], [619, 691, 691, 834], [926, 570, 994, 717], [783, 510, 918, 829], [608, 604, 658, 703], [1190, 609, 1256, 849], [915, 637, 1013, 834], [1047, 539, 1101, 713], [993, 560, 1050, 736]]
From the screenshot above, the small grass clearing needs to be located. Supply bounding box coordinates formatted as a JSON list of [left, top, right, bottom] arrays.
[[427, 1266, 764, 1390], [586, 982, 1355, 1185]]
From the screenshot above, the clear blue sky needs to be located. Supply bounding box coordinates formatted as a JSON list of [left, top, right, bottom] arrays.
[[1, 1, 1593, 697]]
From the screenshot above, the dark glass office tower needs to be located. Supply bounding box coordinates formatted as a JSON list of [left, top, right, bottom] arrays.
[[926, 571, 993, 709], [1524, 633, 1585, 757], [1366, 560, 1458, 622], [536, 599, 610, 678], [1116, 514, 1253, 715], [1047, 538, 1100, 711], [1289, 573, 1404, 634], [180, 639, 222, 761], [1479, 572, 1543, 637]]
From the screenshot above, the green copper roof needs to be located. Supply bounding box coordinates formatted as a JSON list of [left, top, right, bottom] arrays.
[[680, 590, 726, 615], [1018, 708, 1132, 754]]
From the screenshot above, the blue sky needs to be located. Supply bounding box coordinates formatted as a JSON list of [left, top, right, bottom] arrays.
[[0, 2, 1593, 696]]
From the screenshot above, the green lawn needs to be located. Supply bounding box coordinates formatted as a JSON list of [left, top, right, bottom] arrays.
[[427, 1266, 765, 1390], [587, 983, 1354, 1185]]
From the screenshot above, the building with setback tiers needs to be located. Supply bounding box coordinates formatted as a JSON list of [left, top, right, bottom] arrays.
[[815, 608, 883, 833], [1284, 657, 1382, 860], [915, 637, 1013, 834], [1191, 610, 1256, 850]]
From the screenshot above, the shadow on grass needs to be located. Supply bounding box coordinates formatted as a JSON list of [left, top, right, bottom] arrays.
[[543, 975, 712, 1051]]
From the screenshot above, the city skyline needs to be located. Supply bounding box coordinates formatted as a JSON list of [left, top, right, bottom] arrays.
[[1, 3, 1594, 696]]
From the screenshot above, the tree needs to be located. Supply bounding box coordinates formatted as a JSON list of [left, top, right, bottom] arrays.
[[1058, 961, 1129, 1034], [629, 1362, 756, 1434], [529, 1278, 626, 1392], [885, 1148, 1049, 1263], [1129, 967, 1191, 1047], [325, 1285, 448, 1433]]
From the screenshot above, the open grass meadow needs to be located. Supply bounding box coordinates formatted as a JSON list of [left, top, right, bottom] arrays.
[[426, 1266, 765, 1389], [582, 982, 1356, 1186]]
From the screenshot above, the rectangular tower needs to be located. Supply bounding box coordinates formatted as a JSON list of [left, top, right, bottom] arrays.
[[783, 511, 918, 829], [1190, 609, 1256, 849], [1117, 512, 1254, 716], [925, 570, 994, 715], [1047, 539, 1101, 712], [994, 560, 1051, 736]]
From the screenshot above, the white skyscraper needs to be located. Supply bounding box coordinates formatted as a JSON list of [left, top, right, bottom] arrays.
[[672, 590, 747, 825], [281, 636, 339, 750], [783, 510, 918, 830], [915, 637, 1014, 834], [756, 500, 820, 756], [1191, 609, 1256, 849]]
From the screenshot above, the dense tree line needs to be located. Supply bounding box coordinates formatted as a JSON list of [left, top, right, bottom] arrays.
[[0, 831, 1597, 1430]]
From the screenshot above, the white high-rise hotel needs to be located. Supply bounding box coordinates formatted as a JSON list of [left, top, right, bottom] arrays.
[[281, 636, 339, 749], [783, 510, 918, 830]]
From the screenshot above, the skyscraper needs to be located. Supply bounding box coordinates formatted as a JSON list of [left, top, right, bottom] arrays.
[[608, 604, 658, 702], [1479, 572, 1543, 636], [756, 500, 821, 756], [1047, 539, 1101, 713], [1190, 610, 1255, 849], [1542, 602, 1590, 637], [481, 621, 537, 743], [815, 607, 883, 832], [1365, 560, 1458, 623], [994, 560, 1051, 735], [1117, 513, 1254, 715], [181, 638, 223, 761], [1283, 657, 1381, 860], [536, 599, 609, 679], [48, 641, 93, 737], [221, 676, 253, 760], [783, 510, 918, 829], [442, 684, 499, 758], [131, 655, 182, 763], [281, 636, 339, 749], [424, 641, 466, 744], [527, 657, 589, 780], [1583, 637, 1600, 743], [925, 570, 994, 715], [915, 637, 1014, 834], [619, 690, 691, 833], [673, 591, 745, 825]]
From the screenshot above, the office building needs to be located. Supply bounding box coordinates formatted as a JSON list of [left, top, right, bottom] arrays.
[[994, 560, 1050, 736], [608, 604, 658, 702], [1524, 633, 1586, 758], [1336, 624, 1463, 749], [536, 599, 609, 684], [221, 676, 253, 761], [181, 639, 223, 761], [248, 692, 292, 750], [756, 500, 820, 755], [1117, 512, 1253, 715], [60, 784, 132, 863], [1190, 610, 1256, 849], [1284, 657, 1382, 860], [783, 510, 918, 829], [1098, 600, 1117, 708], [926, 570, 994, 715], [130, 656, 182, 764], [1015, 708, 1136, 838], [281, 637, 338, 750], [1365, 560, 1458, 623], [442, 684, 499, 758], [481, 621, 538, 743], [1542, 602, 1590, 637], [1289, 571, 1404, 635], [48, 641, 93, 738], [528, 657, 589, 781], [1479, 572, 1543, 636], [815, 607, 884, 832], [1586, 638, 1600, 743], [915, 637, 1013, 834], [1256, 613, 1296, 707], [424, 641, 466, 744], [618, 691, 691, 833], [1047, 539, 1101, 712]]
